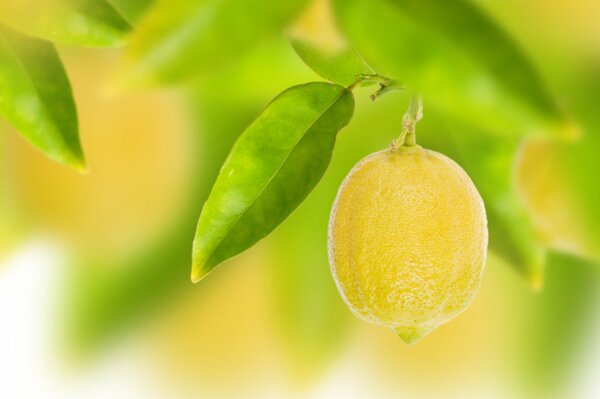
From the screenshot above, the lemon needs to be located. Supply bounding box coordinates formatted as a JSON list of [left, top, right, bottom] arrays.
[[515, 138, 598, 261], [328, 145, 488, 344]]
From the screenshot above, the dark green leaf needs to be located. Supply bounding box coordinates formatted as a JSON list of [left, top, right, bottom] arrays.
[[0, 25, 84, 169], [124, 0, 308, 85], [192, 82, 354, 282], [289, 0, 373, 86], [333, 0, 567, 137], [0, 0, 130, 47]]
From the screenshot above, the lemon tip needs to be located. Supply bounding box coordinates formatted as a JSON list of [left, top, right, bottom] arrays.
[[395, 326, 431, 345]]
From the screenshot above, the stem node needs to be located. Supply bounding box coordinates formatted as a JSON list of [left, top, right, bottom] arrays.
[[391, 95, 423, 151]]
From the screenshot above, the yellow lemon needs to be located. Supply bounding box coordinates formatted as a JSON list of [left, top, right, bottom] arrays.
[[328, 145, 488, 344], [515, 138, 598, 261]]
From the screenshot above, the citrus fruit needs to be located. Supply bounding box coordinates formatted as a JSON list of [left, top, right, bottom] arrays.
[[328, 144, 488, 344], [515, 138, 598, 261]]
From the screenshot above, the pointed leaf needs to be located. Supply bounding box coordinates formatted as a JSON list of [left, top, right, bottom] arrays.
[[0, 25, 84, 169], [289, 0, 373, 86], [124, 0, 308, 85], [0, 0, 130, 47], [192, 82, 354, 282]]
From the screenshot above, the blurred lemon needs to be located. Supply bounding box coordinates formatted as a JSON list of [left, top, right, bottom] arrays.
[[6, 50, 192, 263], [515, 138, 598, 261], [328, 145, 488, 344]]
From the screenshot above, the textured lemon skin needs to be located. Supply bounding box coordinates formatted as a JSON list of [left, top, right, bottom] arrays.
[[328, 146, 488, 343]]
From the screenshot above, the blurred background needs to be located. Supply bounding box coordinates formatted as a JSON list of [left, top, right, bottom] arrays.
[[1, 0, 600, 397]]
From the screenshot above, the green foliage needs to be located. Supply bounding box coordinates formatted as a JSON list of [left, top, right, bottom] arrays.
[[124, 0, 308, 84], [0, 25, 84, 169], [333, 0, 565, 137], [383, 0, 558, 119], [108, 0, 155, 23], [192, 82, 354, 281], [289, 11, 374, 88], [64, 39, 323, 353], [4, 0, 597, 387], [290, 37, 373, 87], [515, 252, 599, 398], [0, 0, 130, 47], [0, 0, 131, 169]]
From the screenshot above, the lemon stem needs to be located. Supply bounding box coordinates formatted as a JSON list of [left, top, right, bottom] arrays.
[[348, 73, 404, 99], [392, 95, 422, 150]]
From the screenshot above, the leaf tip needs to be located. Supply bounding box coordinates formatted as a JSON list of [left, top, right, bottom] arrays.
[[525, 251, 546, 292], [528, 269, 544, 292], [112, 59, 160, 90], [559, 118, 583, 141], [190, 264, 208, 284], [73, 159, 89, 175]]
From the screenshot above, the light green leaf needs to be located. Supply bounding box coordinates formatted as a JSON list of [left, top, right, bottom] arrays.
[[123, 0, 308, 85], [192, 82, 354, 282], [289, 0, 373, 86], [0, 25, 84, 170], [333, 0, 567, 137], [0, 0, 130, 47], [383, 0, 558, 119]]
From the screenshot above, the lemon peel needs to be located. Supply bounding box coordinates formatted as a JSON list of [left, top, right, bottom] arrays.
[[328, 145, 488, 344]]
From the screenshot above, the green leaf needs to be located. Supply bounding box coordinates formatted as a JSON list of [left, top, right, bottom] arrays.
[[288, 0, 373, 86], [192, 82, 354, 282], [514, 252, 599, 397], [63, 37, 319, 354], [109, 0, 155, 24], [0, 0, 130, 47], [383, 0, 558, 118], [123, 0, 308, 85], [333, 0, 567, 137], [0, 25, 85, 170]]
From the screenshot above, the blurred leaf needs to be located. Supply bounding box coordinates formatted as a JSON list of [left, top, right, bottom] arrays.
[[0, 0, 130, 47], [109, 0, 155, 23], [192, 82, 354, 282], [559, 65, 600, 260], [289, 0, 373, 86], [333, 0, 566, 137], [515, 252, 600, 398], [384, 0, 558, 118], [124, 0, 308, 84], [0, 25, 84, 169]]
